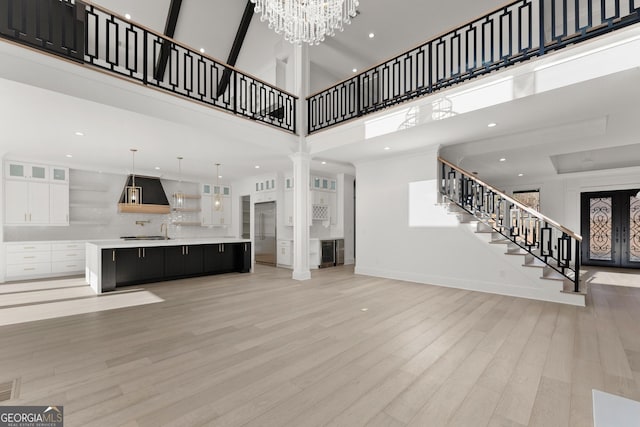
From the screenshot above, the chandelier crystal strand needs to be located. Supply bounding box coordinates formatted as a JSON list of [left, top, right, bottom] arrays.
[[251, 0, 359, 45]]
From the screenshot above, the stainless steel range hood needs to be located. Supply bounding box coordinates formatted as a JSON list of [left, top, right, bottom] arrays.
[[118, 175, 171, 214]]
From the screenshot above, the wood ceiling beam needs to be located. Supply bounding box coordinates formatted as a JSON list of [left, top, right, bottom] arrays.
[[217, 1, 254, 98], [154, 0, 183, 82]]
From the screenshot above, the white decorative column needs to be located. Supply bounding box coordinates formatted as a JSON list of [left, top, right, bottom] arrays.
[[291, 152, 311, 280], [291, 43, 311, 281]]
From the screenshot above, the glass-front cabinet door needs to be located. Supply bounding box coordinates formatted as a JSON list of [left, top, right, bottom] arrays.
[[581, 189, 640, 268]]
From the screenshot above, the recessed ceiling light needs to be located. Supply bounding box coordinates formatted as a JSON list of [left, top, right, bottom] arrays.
[[518, 173, 524, 177], [199, 48, 205, 54], [218, 175, 222, 179], [352, 68, 357, 73], [74, 131, 84, 136], [384, 147, 391, 151], [369, 33, 375, 38], [154, 166, 161, 170], [65, 154, 73, 158], [125, 13, 131, 20], [255, 165, 260, 169], [499, 158, 506, 162], [321, 161, 327, 165], [488, 123, 497, 128]]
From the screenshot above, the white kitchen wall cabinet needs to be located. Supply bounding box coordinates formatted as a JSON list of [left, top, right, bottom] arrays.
[[50, 166, 69, 183], [5, 161, 49, 181], [4, 161, 69, 226], [201, 185, 232, 226], [5, 180, 50, 225], [50, 184, 70, 225], [284, 175, 294, 226], [201, 195, 213, 226], [212, 197, 232, 226], [254, 176, 277, 202], [284, 189, 294, 226]]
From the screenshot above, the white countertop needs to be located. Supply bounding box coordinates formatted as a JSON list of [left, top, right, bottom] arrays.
[[86, 237, 251, 249]]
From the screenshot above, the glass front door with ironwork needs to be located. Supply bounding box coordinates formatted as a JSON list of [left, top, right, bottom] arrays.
[[581, 190, 640, 268]]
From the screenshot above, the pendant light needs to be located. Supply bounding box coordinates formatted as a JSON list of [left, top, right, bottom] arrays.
[[125, 148, 142, 204], [175, 156, 185, 208], [214, 163, 223, 212]]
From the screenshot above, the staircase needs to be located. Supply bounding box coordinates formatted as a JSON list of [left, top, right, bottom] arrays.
[[438, 157, 587, 306]]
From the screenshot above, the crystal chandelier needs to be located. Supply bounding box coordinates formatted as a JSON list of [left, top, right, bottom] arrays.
[[250, 0, 359, 45]]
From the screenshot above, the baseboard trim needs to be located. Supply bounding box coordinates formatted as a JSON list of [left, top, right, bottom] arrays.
[[354, 266, 585, 306]]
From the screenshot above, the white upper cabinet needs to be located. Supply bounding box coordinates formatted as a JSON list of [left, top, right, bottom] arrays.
[[201, 184, 232, 226], [50, 183, 70, 225], [5, 161, 50, 181], [50, 166, 68, 183], [5, 180, 51, 225], [4, 161, 69, 226]]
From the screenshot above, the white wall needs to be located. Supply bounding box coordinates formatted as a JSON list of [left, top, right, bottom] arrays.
[[354, 148, 574, 301]]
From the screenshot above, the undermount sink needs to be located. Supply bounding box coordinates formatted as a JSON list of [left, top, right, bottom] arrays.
[[120, 236, 170, 240]]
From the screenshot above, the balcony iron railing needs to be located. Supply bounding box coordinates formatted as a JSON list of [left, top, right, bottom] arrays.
[[439, 157, 582, 293], [1, 0, 639, 135], [307, 0, 640, 133], [0, 0, 297, 133]]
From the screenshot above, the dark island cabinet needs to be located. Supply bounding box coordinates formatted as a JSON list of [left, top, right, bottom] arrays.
[[165, 245, 204, 278], [115, 246, 165, 286], [237, 242, 251, 273], [101, 249, 116, 292], [101, 242, 251, 291], [203, 243, 236, 274]]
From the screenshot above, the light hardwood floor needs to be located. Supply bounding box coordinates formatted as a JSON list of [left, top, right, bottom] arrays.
[[0, 265, 639, 426]]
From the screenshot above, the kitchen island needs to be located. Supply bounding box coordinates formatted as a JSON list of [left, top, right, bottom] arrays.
[[86, 238, 251, 294]]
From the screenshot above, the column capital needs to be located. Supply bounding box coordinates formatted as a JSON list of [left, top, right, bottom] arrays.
[[289, 151, 311, 162]]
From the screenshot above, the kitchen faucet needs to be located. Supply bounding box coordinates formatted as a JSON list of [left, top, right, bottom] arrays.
[[160, 223, 168, 240]]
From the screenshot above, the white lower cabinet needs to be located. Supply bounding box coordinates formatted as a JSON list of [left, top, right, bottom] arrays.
[[277, 240, 292, 267], [5, 241, 85, 280], [276, 239, 320, 269], [5, 243, 52, 278]]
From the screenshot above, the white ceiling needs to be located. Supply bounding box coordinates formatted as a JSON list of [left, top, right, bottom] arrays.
[[1, 2, 639, 186]]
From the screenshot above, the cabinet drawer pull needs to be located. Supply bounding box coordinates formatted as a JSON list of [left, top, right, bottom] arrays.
[[66, 254, 77, 257], [23, 256, 35, 259], [66, 265, 77, 268], [23, 267, 35, 271], [112, 250, 116, 262], [23, 246, 35, 249]]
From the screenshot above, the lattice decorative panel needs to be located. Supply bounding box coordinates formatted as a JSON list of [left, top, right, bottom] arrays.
[[312, 205, 329, 221], [590, 197, 612, 261], [631, 195, 640, 262]]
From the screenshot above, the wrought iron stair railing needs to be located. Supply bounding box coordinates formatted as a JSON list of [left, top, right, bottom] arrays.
[[307, 0, 640, 134], [438, 157, 582, 292], [0, 0, 297, 133]]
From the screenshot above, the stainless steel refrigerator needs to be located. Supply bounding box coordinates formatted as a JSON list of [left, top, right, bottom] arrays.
[[254, 201, 277, 266]]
